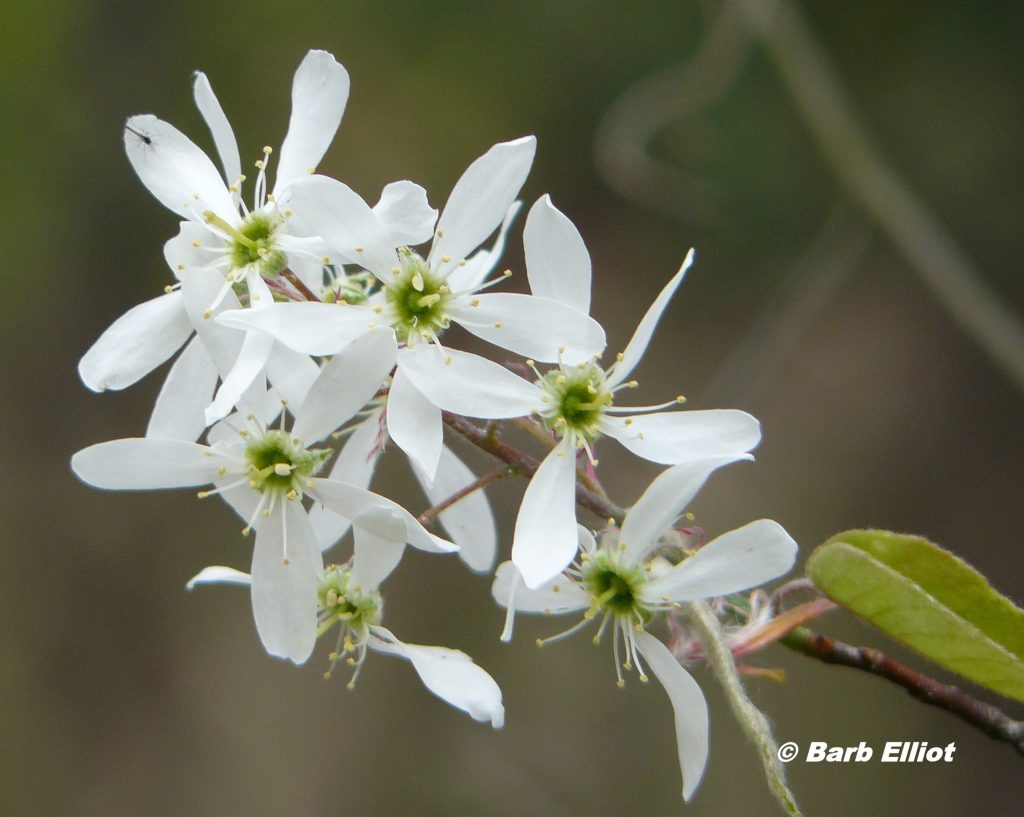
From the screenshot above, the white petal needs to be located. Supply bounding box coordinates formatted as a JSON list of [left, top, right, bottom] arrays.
[[79, 290, 192, 391], [412, 445, 497, 573], [523, 194, 591, 313], [192, 71, 241, 190], [71, 438, 220, 490], [275, 51, 350, 192], [450, 293, 605, 363], [430, 136, 536, 266], [285, 175, 396, 279], [179, 267, 244, 376], [163, 221, 222, 277], [608, 249, 694, 386], [216, 301, 376, 356], [444, 201, 521, 295], [351, 506, 408, 591], [369, 626, 505, 728], [124, 114, 237, 223], [643, 520, 799, 603], [146, 335, 219, 441], [603, 409, 761, 465], [634, 631, 709, 802], [372, 180, 438, 247], [292, 327, 396, 444], [186, 565, 251, 590], [386, 365, 442, 481], [251, 500, 322, 664], [397, 345, 540, 419], [310, 411, 384, 551], [619, 455, 753, 562], [308, 479, 457, 554], [264, 343, 319, 413], [491, 561, 588, 614], [204, 324, 275, 425], [512, 439, 579, 589]]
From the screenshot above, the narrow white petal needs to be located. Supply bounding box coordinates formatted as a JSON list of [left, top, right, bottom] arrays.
[[264, 344, 319, 413], [71, 438, 219, 490], [285, 175, 395, 279], [163, 221, 222, 277], [351, 506, 408, 591], [619, 455, 753, 562], [179, 267, 244, 376], [445, 201, 521, 294], [450, 293, 605, 364], [372, 180, 438, 247], [310, 411, 384, 551], [204, 326, 275, 425], [512, 439, 579, 589], [603, 409, 761, 465], [293, 327, 396, 444], [634, 631, 709, 802], [643, 519, 799, 603], [608, 249, 695, 386], [412, 445, 497, 573], [251, 501, 322, 664], [146, 335, 219, 441], [124, 114, 237, 223], [523, 194, 591, 313], [308, 479, 457, 554], [397, 346, 540, 419], [369, 626, 505, 728], [186, 565, 251, 590], [275, 51, 350, 192], [192, 71, 241, 190], [216, 301, 376, 356], [79, 290, 192, 391], [491, 561, 588, 614], [386, 366, 443, 481], [430, 136, 536, 266]]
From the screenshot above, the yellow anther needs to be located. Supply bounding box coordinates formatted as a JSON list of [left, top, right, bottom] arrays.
[[592, 635, 601, 646], [436, 229, 444, 238], [164, 285, 174, 294], [494, 321, 503, 328], [217, 467, 227, 477], [503, 269, 512, 277], [196, 490, 209, 499], [263, 145, 273, 154], [639, 674, 649, 683], [607, 517, 616, 526], [307, 167, 315, 175], [203, 308, 212, 320], [323, 671, 332, 681], [255, 160, 265, 170], [616, 679, 626, 688], [286, 490, 299, 501], [418, 294, 441, 308], [354, 246, 364, 253], [257, 247, 268, 257], [616, 352, 624, 361], [242, 526, 251, 537], [470, 298, 480, 307], [192, 240, 201, 248], [322, 256, 331, 264], [284, 209, 294, 218], [552, 585, 560, 593], [229, 184, 239, 193], [440, 255, 451, 263], [627, 380, 639, 388], [676, 395, 686, 404], [525, 359, 535, 367], [282, 557, 290, 565], [239, 174, 247, 182], [535, 638, 544, 648], [458, 259, 467, 266], [372, 304, 383, 313], [411, 273, 425, 292], [624, 418, 633, 426], [266, 193, 276, 203]]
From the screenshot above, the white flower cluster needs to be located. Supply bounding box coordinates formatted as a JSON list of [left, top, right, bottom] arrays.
[[72, 50, 799, 801]]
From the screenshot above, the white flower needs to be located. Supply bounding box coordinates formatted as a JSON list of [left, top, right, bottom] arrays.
[[187, 514, 505, 728], [493, 457, 799, 800], [72, 329, 455, 664], [215, 138, 606, 479], [399, 202, 760, 586], [79, 51, 349, 406]]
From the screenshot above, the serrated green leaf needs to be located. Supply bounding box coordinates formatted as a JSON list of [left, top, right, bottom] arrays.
[[807, 529, 1024, 702]]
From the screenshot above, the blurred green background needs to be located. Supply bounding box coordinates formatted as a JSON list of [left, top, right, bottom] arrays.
[[2, 1, 1023, 814]]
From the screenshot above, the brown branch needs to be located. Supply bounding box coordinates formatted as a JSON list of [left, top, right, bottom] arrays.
[[281, 268, 321, 302], [440, 412, 626, 523], [417, 468, 512, 526], [782, 627, 1024, 756]]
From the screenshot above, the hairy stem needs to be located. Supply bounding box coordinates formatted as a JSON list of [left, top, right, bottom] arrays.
[[417, 468, 512, 526], [687, 600, 803, 816]]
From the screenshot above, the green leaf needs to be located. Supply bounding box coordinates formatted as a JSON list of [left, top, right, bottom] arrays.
[[807, 530, 1024, 702]]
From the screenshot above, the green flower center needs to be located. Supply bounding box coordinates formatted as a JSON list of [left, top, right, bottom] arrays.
[[228, 212, 287, 276], [581, 549, 652, 623], [385, 250, 451, 342], [244, 430, 330, 495], [538, 363, 613, 441], [317, 565, 384, 635]]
